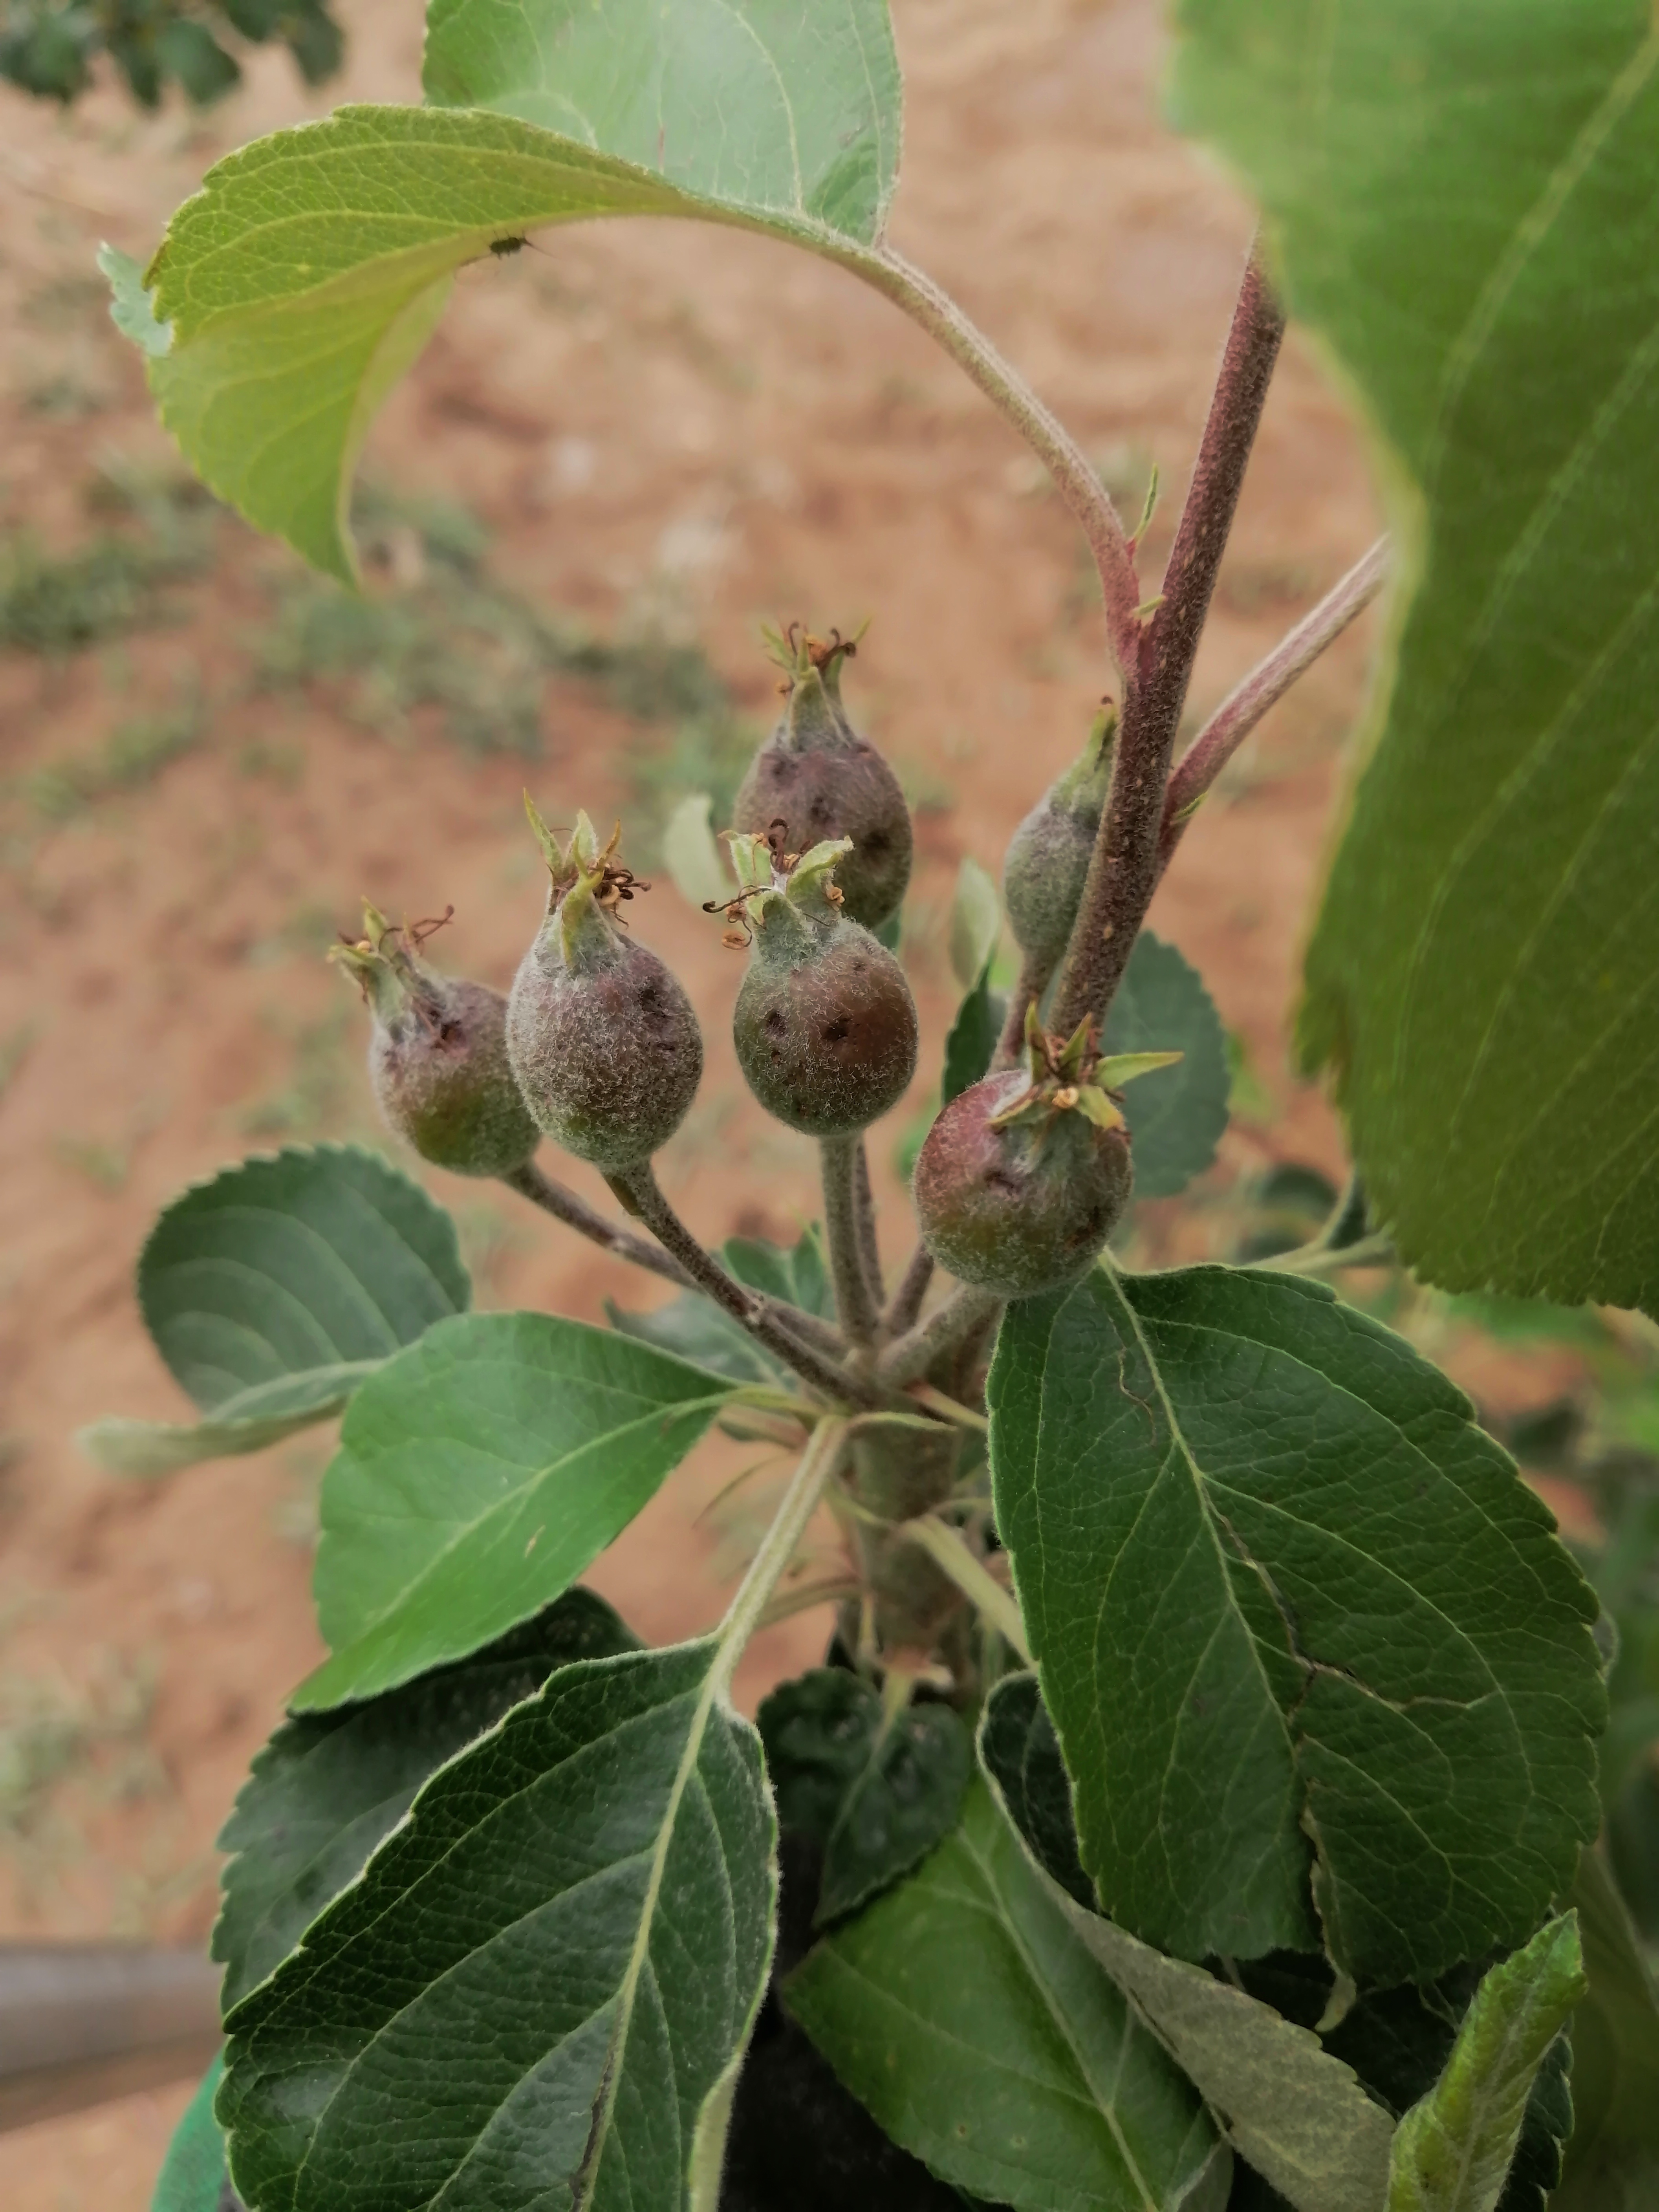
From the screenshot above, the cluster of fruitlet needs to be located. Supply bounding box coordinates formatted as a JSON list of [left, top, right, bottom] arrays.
[[335, 626, 1150, 1322]]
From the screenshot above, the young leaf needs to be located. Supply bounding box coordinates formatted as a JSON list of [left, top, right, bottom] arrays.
[[942, 962, 1006, 1105], [724, 1229, 833, 1319], [216, 1589, 636, 2009], [81, 1362, 379, 1478], [97, 242, 171, 357], [1322, 1983, 1571, 2212], [661, 791, 729, 911], [298, 1311, 733, 1709], [1102, 931, 1229, 1200], [980, 1674, 1396, 2212], [1172, 1, 1659, 1314], [1553, 1846, 1659, 2208], [757, 1668, 971, 1924], [130, 0, 900, 579], [134, 1142, 467, 1411], [948, 855, 1002, 990], [152, 2052, 228, 2212], [1386, 1915, 1586, 2212], [785, 1778, 1230, 2212], [609, 1228, 832, 1384], [988, 1263, 1605, 1985], [219, 1640, 774, 2212]]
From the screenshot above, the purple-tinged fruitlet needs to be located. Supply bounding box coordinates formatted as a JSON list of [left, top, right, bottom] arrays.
[[913, 1008, 1178, 1297], [507, 805, 703, 1173], [719, 826, 917, 1138], [732, 626, 912, 932], [331, 902, 539, 1179], [1002, 701, 1116, 970]]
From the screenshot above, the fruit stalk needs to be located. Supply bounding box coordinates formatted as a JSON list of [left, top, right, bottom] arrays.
[[994, 952, 1054, 1070], [614, 1164, 877, 1408], [820, 1136, 882, 1350], [1051, 246, 1285, 1036], [501, 1159, 694, 1287], [880, 1282, 1004, 1390], [883, 1242, 935, 1337], [853, 1140, 884, 1304]]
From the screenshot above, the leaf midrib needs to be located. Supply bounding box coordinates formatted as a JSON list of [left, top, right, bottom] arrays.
[[280, 1680, 706, 2203], [961, 1816, 1164, 2212]]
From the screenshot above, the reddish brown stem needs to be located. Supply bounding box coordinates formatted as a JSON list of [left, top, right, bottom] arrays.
[[1158, 536, 1389, 874], [1050, 248, 1285, 1036]]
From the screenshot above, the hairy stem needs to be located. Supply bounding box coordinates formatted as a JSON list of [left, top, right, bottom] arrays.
[[881, 1282, 1004, 1390], [884, 1243, 935, 1337], [501, 1160, 692, 1287], [994, 951, 1052, 1070], [845, 245, 1143, 682], [820, 1136, 882, 1348], [1051, 247, 1285, 1036], [853, 1139, 885, 1305], [1158, 536, 1389, 872], [618, 1165, 873, 1407]]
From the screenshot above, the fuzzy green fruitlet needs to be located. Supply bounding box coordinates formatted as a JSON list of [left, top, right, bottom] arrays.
[[507, 805, 703, 1173], [732, 627, 913, 932], [725, 828, 917, 1139], [331, 901, 538, 1178], [1002, 701, 1116, 972]]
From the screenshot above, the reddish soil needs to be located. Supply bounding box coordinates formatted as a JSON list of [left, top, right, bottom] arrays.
[[0, 0, 1410, 2198]]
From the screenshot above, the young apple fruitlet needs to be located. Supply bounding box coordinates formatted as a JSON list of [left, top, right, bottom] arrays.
[[913, 1013, 1177, 1297], [723, 826, 917, 1137], [331, 900, 539, 1178], [507, 804, 703, 1173], [732, 625, 912, 932], [1002, 701, 1116, 970]]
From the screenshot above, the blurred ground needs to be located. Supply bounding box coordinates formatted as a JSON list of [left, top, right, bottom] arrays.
[[0, 0, 1406, 2196]]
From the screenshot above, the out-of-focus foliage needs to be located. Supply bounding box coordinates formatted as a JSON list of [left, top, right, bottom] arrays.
[[0, 0, 341, 108]]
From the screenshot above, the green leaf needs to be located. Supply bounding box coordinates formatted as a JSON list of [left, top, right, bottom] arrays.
[[949, 856, 1002, 989], [977, 1670, 1091, 1906], [985, 1674, 1569, 2212], [1170, 1, 1659, 1312], [132, 0, 899, 580], [424, 0, 899, 238], [757, 1668, 971, 1924], [215, 1588, 637, 2010], [1555, 1846, 1659, 2205], [79, 1362, 378, 1477], [988, 1262, 1605, 1984], [219, 1639, 774, 2212], [98, 242, 171, 357], [136, 1144, 469, 1411], [785, 1778, 1229, 2212], [1104, 931, 1229, 1200], [981, 1675, 1396, 2212], [298, 1311, 732, 1710], [661, 791, 728, 910], [608, 1228, 831, 1385], [724, 1229, 833, 1318], [1386, 1915, 1586, 2212], [942, 964, 1005, 1106], [152, 2052, 227, 2212]]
